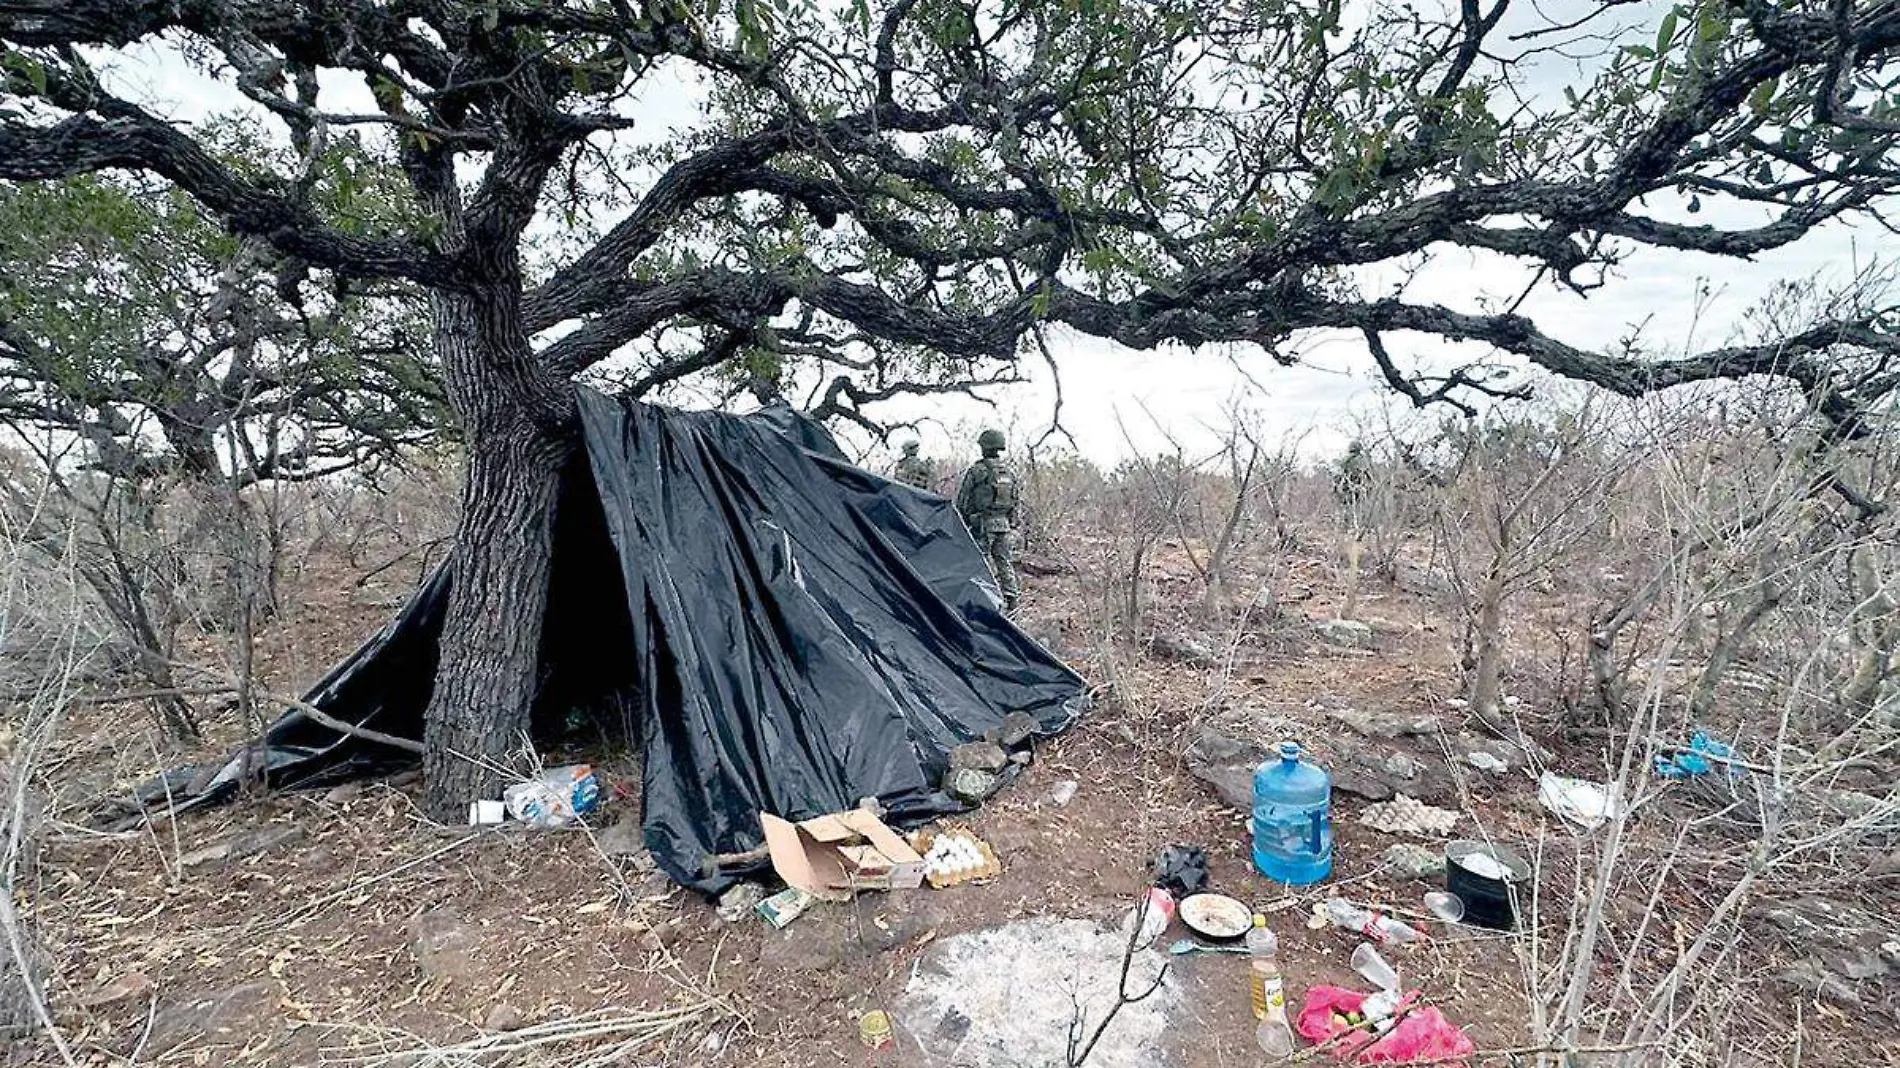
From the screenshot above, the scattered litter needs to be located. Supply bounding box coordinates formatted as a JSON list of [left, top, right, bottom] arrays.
[[755, 886, 816, 929], [1382, 843, 1447, 879], [1153, 844, 1211, 896], [761, 808, 924, 901], [1296, 987, 1475, 1064], [1321, 899, 1420, 945], [1655, 731, 1744, 780], [858, 1009, 894, 1050], [1120, 887, 1177, 948], [1049, 779, 1079, 806], [715, 882, 765, 922], [917, 826, 1001, 888], [502, 764, 601, 828], [1357, 794, 1460, 837], [1423, 891, 1465, 924], [1167, 938, 1249, 956], [1351, 943, 1402, 1021], [1466, 751, 1507, 774], [467, 799, 506, 825], [1537, 772, 1622, 830]]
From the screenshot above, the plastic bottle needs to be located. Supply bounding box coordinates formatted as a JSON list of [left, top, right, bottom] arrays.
[[1248, 916, 1294, 1056], [1252, 742, 1333, 885], [1321, 899, 1420, 945]]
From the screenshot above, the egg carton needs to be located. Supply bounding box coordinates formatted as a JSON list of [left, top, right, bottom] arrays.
[[913, 825, 1001, 888]]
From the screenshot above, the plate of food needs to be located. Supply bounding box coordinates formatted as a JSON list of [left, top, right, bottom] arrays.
[[1178, 892, 1253, 941]]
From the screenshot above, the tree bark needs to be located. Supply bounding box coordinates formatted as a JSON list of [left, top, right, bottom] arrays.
[[1469, 562, 1507, 729], [418, 282, 573, 822]]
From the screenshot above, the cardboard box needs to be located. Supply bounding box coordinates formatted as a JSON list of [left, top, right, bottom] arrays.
[[760, 809, 924, 901]]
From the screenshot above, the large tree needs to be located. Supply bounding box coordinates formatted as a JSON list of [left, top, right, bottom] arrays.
[[1, 0, 1893, 817]]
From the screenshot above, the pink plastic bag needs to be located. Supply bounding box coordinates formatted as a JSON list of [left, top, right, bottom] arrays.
[[1296, 985, 1476, 1064]]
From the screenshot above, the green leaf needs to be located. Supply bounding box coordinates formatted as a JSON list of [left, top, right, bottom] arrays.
[[1, 50, 48, 97], [1748, 76, 1778, 116], [1656, 10, 1678, 55], [1623, 44, 1655, 60]]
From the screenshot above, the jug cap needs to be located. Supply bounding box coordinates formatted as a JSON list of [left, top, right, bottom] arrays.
[[1278, 741, 1301, 761]]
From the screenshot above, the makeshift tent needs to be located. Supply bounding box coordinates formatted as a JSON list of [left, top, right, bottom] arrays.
[[182, 390, 1086, 892]]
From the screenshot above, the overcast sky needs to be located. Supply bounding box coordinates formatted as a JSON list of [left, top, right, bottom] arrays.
[[88, 1, 1878, 468]]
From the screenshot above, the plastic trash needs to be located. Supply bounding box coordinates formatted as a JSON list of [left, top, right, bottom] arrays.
[[1249, 916, 1295, 1055], [1296, 986, 1476, 1064], [1655, 731, 1744, 780], [1322, 899, 1421, 945], [1537, 772, 1621, 830], [502, 764, 601, 827], [1422, 891, 1465, 923], [1120, 887, 1176, 947], [1253, 742, 1333, 885], [1153, 844, 1210, 896], [1351, 943, 1400, 992]]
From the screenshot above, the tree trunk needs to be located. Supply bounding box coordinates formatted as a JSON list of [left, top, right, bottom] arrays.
[[419, 283, 574, 822], [1470, 563, 1507, 728]]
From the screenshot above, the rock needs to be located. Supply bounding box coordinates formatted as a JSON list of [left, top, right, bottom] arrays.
[[758, 894, 943, 972], [179, 824, 307, 871], [1760, 896, 1899, 1006], [1182, 727, 1267, 811], [410, 907, 484, 984], [482, 1003, 526, 1032], [1148, 634, 1216, 666], [594, 815, 646, 857], [1332, 744, 1454, 803], [949, 742, 1010, 775], [1314, 619, 1375, 648], [983, 712, 1041, 748], [323, 782, 368, 804], [80, 969, 152, 1008], [148, 981, 276, 1053], [1327, 708, 1442, 739], [945, 768, 1000, 804], [1382, 843, 1447, 878], [1466, 752, 1508, 774], [716, 883, 766, 923], [1050, 780, 1079, 807], [1357, 794, 1461, 837], [1008, 750, 1033, 768]]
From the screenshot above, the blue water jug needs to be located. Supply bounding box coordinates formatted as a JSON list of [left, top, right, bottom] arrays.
[[1252, 741, 1333, 885]]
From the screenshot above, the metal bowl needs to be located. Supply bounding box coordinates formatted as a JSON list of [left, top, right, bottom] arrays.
[[1178, 892, 1252, 941]]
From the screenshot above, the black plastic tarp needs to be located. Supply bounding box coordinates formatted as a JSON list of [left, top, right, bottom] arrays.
[[195, 390, 1086, 892]]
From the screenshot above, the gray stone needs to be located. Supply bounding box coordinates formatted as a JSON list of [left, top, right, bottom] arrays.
[[594, 815, 646, 857], [1050, 780, 1079, 807], [1778, 960, 1863, 1006], [1382, 843, 1447, 878], [483, 1003, 526, 1032], [1314, 619, 1375, 648], [1759, 896, 1898, 1007], [1182, 727, 1267, 811], [715, 882, 766, 923], [410, 907, 484, 984], [179, 824, 307, 871], [945, 768, 1001, 804], [1149, 634, 1216, 666], [323, 782, 368, 804], [1327, 708, 1443, 739], [1333, 745, 1454, 804], [983, 711, 1040, 748], [148, 981, 277, 1053], [950, 742, 1010, 774]]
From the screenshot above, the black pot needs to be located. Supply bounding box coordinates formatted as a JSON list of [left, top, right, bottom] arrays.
[[1444, 840, 1531, 930]]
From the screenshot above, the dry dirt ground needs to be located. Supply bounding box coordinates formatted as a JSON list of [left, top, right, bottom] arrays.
[[13, 540, 1884, 1067]]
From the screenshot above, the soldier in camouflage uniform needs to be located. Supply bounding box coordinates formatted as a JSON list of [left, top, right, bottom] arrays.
[[894, 440, 935, 490], [955, 429, 1021, 611]]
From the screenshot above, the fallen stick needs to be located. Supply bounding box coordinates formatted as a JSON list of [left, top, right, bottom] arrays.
[[163, 664, 425, 755]]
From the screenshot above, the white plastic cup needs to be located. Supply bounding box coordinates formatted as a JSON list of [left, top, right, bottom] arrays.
[[1351, 942, 1400, 993], [467, 799, 506, 825]]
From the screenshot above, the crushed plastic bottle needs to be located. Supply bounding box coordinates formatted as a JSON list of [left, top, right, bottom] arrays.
[[1252, 741, 1333, 885], [1321, 899, 1421, 945], [1119, 887, 1176, 947], [1248, 915, 1294, 1056]]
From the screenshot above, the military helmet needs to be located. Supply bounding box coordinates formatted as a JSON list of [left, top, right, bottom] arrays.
[[977, 428, 1006, 453], [901, 440, 920, 455]]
